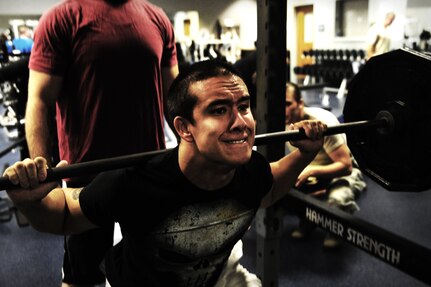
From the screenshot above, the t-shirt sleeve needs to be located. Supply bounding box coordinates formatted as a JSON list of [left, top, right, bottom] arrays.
[[157, 8, 177, 68], [323, 133, 345, 154], [29, 4, 73, 75], [248, 151, 274, 200], [366, 23, 379, 45], [306, 107, 346, 153], [79, 169, 127, 227]]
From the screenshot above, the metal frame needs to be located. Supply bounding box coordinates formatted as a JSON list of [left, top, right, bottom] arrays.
[[284, 189, 431, 286], [255, 0, 287, 285]]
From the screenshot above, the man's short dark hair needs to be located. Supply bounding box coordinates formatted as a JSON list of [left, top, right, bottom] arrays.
[[286, 82, 302, 102]]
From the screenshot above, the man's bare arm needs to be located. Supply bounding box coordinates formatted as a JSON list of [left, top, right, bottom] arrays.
[[4, 158, 98, 235], [26, 70, 63, 164]]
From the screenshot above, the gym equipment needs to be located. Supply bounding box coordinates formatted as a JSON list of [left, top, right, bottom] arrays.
[[283, 189, 431, 286], [0, 49, 429, 192], [344, 48, 431, 191], [0, 137, 25, 158], [0, 56, 29, 140], [0, 56, 29, 82], [286, 48, 431, 286], [1, 48, 431, 285], [0, 115, 392, 190]]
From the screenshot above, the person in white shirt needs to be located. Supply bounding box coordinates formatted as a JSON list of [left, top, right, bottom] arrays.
[[366, 12, 396, 60], [284, 82, 367, 248]]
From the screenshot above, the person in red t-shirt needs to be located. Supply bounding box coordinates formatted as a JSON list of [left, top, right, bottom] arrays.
[[25, 0, 179, 286]]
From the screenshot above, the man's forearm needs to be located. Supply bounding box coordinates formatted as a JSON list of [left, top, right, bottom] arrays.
[[26, 69, 62, 164], [262, 149, 318, 207], [25, 101, 54, 164], [12, 187, 67, 234]]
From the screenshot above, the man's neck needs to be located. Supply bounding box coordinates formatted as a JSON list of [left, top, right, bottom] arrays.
[[178, 144, 236, 191]]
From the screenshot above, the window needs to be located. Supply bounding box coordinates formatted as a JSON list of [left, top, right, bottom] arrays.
[[335, 0, 368, 38]]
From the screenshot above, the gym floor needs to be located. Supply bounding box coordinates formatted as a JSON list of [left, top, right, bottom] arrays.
[[0, 89, 430, 286]]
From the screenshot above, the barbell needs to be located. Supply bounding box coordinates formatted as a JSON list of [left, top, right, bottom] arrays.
[[0, 48, 429, 192], [0, 115, 391, 191]]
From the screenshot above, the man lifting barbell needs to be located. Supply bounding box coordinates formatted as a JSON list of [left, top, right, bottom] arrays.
[[3, 59, 326, 286], [3, 48, 430, 285]]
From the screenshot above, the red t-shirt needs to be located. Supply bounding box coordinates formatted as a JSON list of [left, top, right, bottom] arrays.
[[29, 0, 177, 174]]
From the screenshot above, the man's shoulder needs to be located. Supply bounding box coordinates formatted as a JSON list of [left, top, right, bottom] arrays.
[[138, 0, 171, 19], [250, 150, 269, 162], [37, 0, 81, 25], [305, 106, 339, 125], [246, 150, 271, 175], [141, 148, 180, 181]]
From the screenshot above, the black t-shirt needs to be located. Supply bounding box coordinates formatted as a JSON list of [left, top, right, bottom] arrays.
[[80, 147, 273, 286]]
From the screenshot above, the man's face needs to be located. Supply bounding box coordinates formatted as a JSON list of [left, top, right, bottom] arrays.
[[285, 85, 303, 125], [385, 13, 395, 27], [186, 75, 255, 167]]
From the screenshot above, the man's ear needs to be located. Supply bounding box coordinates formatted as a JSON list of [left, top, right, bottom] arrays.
[[298, 99, 305, 108], [173, 116, 194, 142]]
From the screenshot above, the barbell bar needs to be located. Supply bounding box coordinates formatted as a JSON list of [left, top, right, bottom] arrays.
[[0, 115, 391, 191], [255, 117, 389, 146]]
